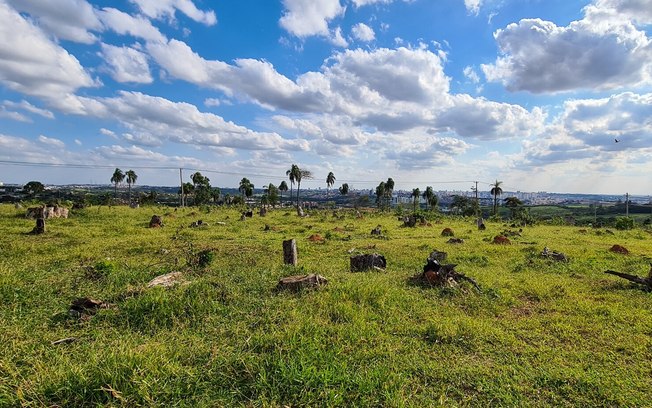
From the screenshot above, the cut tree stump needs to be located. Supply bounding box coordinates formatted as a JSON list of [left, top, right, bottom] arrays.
[[147, 271, 184, 288], [259, 207, 267, 217], [605, 265, 652, 291], [276, 274, 327, 292], [149, 215, 163, 228], [350, 253, 386, 272], [371, 225, 382, 235], [68, 297, 111, 319], [428, 250, 447, 262], [31, 218, 45, 234], [541, 247, 568, 262], [416, 256, 480, 290], [283, 239, 298, 266]]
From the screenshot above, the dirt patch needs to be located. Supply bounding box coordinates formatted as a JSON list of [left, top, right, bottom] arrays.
[[609, 244, 629, 255], [493, 235, 511, 245], [308, 234, 324, 242]]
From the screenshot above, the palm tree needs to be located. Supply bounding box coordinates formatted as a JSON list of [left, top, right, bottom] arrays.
[[504, 196, 523, 218], [125, 170, 137, 205], [278, 181, 288, 204], [411, 188, 421, 212], [110, 168, 125, 198], [375, 181, 386, 209], [491, 180, 503, 216], [239, 178, 254, 200], [422, 186, 435, 211], [286, 164, 299, 205], [296, 168, 312, 208], [326, 171, 336, 198], [339, 183, 349, 195], [385, 177, 395, 208]]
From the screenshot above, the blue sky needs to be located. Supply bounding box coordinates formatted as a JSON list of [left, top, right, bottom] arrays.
[[1, 0, 651, 194]]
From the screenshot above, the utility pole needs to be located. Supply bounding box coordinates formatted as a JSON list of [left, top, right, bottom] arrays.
[[473, 181, 479, 217], [179, 168, 184, 207], [625, 192, 629, 217]]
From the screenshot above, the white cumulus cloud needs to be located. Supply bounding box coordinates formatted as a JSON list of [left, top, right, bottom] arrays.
[[352, 23, 376, 42]]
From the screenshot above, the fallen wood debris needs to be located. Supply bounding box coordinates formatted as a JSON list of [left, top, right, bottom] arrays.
[[541, 247, 568, 262], [604, 265, 652, 291]]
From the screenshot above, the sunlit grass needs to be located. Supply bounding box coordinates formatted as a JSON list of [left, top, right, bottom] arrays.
[[1, 204, 651, 406]]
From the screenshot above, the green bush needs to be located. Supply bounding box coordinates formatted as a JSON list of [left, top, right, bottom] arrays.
[[615, 216, 635, 230]]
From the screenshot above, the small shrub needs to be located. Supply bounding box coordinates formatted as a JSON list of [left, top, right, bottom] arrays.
[[615, 217, 634, 230]]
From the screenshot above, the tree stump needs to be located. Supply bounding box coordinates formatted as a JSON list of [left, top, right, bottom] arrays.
[[371, 225, 382, 235], [297, 206, 304, 217], [419, 257, 480, 290], [31, 218, 45, 234], [276, 274, 327, 292], [350, 253, 386, 272], [428, 250, 447, 262], [259, 207, 267, 217], [283, 239, 298, 266], [441, 228, 454, 237], [149, 215, 163, 228]]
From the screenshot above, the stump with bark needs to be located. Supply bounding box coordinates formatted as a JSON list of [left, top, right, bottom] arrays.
[[417, 256, 480, 290], [149, 215, 163, 228], [541, 247, 568, 262], [31, 218, 45, 234], [350, 253, 386, 272], [605, 265, 652, 291], [276, 274, 327, 292], [283, 239, 298, 266]]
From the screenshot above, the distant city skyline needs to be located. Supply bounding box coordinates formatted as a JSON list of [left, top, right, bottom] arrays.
[[0, 0, 651, 194]]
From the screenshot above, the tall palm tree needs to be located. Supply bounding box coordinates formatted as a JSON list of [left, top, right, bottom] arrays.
[[491, 180, 503, 216], [422, 186, 435, 211], [125, 170, 137, 205], [110, 168, 125, 198], [326, 171, 336, 198], [278, 181, 288, 204], [411, 188, 421, 213], [239, 177, 253, 200], [286, 165, 299, 205], [296, 168, 312, 208]]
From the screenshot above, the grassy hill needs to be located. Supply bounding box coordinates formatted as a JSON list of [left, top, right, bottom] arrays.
[[1, 204, 651, 406]]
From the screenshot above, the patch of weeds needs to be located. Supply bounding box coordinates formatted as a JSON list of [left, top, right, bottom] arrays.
[[424, 320, 478, 350], [84, 259, 116, 280]]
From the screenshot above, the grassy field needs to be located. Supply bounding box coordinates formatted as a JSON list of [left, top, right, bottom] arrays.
[[1, 204, 651, 407]]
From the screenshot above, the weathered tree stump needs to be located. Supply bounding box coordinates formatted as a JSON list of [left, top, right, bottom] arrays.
[[283, 239, 298, 266], [428, 250, 447, 262], [31, 218, 45, 234], [541, 247, 568, 262], [350, 253, 386, 272], [493, 235, 511, 245], [259, 207, 267, 217], [605, 264, 652, 291], [418, 257, 480, 290], [245, 210, 253, 218], [68, 297, 111, 319], [240, 213, 246, 221], [441, 228, 454, 237], [147, 271, 185, 288], [371, 225, 382, 235], [297, 206, 305, 217], [447, 238, 464, 244], [149, 215, 163, 228], [276, 274, 327, 292]]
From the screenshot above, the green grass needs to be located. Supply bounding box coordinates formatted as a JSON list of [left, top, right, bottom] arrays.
[[1, 204, 651, 406]]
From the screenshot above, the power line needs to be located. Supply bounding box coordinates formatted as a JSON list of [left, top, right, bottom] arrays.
[[0, 159, 493, 189]]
